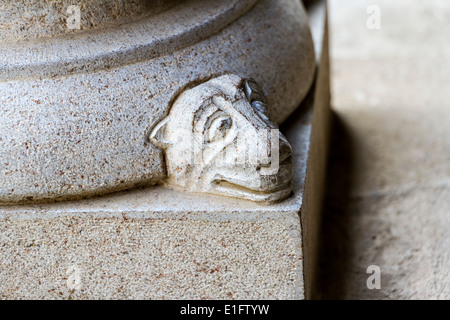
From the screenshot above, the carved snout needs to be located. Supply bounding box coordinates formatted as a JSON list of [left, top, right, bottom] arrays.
[[258, 131, 292, 169]]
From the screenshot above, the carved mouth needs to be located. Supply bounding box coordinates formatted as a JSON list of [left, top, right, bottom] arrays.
[[211, 179, 293, 203], [211, 156, 293, 203]]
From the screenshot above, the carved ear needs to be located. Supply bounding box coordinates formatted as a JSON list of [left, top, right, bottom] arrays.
[[149, 116, 172, 149]]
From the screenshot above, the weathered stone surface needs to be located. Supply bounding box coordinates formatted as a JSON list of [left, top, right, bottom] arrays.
[[318, 0, 450, 300], [0, 0, 180, 42], [0, 0, 315, 203], [0, 211, 303, 299]]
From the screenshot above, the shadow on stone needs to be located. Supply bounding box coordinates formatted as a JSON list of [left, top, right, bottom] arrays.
[[315, 111, 356, 299]]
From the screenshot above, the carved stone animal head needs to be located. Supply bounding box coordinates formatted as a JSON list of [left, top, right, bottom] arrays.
[[150, 74, 293, 203]]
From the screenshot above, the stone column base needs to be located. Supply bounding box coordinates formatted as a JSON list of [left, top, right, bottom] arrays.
[[0, 1, 330, 300]]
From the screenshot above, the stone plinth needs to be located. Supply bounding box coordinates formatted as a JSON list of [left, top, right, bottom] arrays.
[[0, 1, 330, 299]]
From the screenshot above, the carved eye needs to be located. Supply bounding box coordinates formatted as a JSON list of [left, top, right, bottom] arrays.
[[243, 79, 272, 122], [244, 79, 268, 107], [206, 113, 232, 143], [251, 100, 269, 116]]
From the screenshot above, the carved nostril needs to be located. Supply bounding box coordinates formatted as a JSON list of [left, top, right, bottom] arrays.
[[279, 134, 292, 159]]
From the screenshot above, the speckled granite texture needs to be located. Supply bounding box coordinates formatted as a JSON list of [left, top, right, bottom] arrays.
[[0, 0, 316, 203], [0, 0, 180, 42], [0, 215, 301, 299]]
